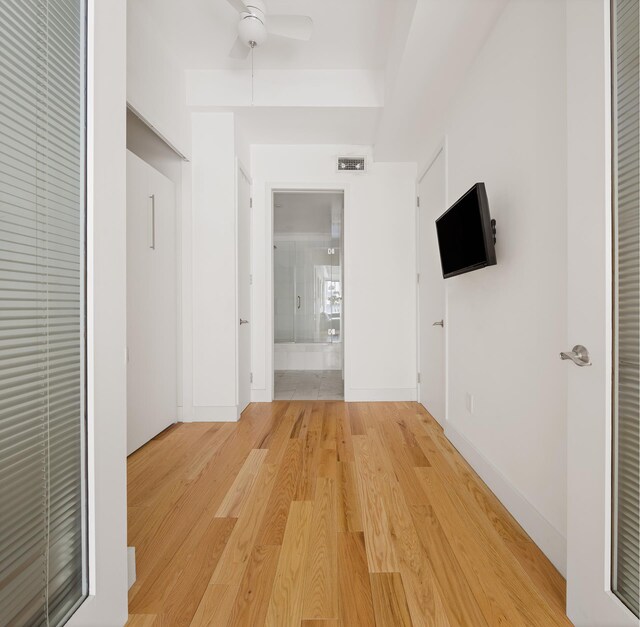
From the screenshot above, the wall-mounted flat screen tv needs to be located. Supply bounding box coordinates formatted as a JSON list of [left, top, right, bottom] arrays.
[[435, 182, 497, 279]]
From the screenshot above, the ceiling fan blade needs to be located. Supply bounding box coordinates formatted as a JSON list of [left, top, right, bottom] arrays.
[[267, 15, 313, 41], [226, 0, 247, 14], [229, 36, 250, 59]]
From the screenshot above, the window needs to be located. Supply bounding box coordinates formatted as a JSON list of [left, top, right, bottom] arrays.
[[612, 0, 640, 618], [0, 1, 88, 624]]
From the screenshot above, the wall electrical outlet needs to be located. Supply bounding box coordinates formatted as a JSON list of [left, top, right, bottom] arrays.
[[465, 392, 474, 414]]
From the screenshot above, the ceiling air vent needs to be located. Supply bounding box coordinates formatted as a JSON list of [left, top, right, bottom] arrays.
[[337, 156, 366, 173]]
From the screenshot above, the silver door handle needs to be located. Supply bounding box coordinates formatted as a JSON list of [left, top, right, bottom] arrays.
[[432, 320, 444, 327], [297, 296, 301, 309], [240, 319, 249, 325], [560, 344, 591, 366]]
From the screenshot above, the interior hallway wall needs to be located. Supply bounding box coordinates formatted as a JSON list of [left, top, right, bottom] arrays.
[[186, 112, 250, 421], [127, 0, 190, 158], [190, 113, 236, 419], [250, 145, 417, 402], [420, 0, 568, 573]]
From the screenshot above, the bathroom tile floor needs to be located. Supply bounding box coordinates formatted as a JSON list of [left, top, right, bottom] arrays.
[[274, 370, 344, 400]]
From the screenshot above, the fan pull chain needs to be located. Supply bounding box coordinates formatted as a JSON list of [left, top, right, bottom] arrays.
[[250, 41, 255, 106]]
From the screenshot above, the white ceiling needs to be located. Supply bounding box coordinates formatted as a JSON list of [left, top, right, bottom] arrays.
[[231, 106, 381, 145], [374, 0, 508, 161], [274, 191, 342, 234], [132, 0, 397, 70], [130, 0, 508, 159]]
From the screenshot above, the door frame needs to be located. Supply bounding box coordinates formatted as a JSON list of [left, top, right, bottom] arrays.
[[266, 183, 349, 401], [236, 158, 252, 414], [68, 0, 129, 623], [416, 139, 449, 424], [565, 0, 638, 623]]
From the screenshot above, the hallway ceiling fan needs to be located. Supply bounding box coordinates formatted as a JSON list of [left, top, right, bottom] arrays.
[[226, 0, 313, 59]]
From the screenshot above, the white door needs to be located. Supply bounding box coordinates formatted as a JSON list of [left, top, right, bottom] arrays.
[[126, 151, 177, 454], [418, 150, 447, 425], [237, 164, 252, 415], [565, 1, 638, 624]]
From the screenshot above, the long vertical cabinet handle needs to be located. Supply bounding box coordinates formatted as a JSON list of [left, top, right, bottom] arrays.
[[149, 194, 156, 250], [297, 295, 301, 309]]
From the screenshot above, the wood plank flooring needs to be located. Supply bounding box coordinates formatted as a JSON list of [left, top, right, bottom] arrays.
[[127, 401, 572, 626]]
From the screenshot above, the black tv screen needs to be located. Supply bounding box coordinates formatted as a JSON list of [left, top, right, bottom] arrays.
[[435, 182, 496, 279]]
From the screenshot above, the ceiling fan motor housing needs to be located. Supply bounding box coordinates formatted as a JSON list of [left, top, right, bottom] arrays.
[[238, 2, 267, 47]]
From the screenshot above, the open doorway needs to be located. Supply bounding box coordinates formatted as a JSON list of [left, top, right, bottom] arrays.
[[273, 191, 344, 400]]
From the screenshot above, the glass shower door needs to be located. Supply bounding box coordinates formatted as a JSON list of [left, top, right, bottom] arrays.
[[275, 235, 342, 345], [328, 207, 342, 344], [294, 240, 331, 343], [274, 241, 295, 342]]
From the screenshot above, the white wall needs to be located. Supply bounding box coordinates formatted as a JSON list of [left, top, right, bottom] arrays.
[[187, 113, 250, 421], [235, 121, 251, 174], [423, 0, 568, 573], [190, 113, 237, 420], [250, 145, 417, 402], [127, 0, 190, 158]]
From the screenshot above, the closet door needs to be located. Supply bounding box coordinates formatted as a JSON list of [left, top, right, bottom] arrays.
[[126, 151, 177, 454], [147, 165, 177, 437]]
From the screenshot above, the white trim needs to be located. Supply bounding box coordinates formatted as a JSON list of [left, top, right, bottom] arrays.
[[416, 180, 420, 407], [345, 388, 417, 402], [251, 389, 271, 403], [565, 1, 637, 624], [234, 159, 240, 409], [265, 183, 349, 402], [442, 137, 450, 424], [193, 405, 240, 422], [68, 0, 129, 623], [416, 139, 448, 426], [445, 422, 567, 576], [180, 161, 194, 424], [236, 158, 252, 415], [127, 547, 136, 590]]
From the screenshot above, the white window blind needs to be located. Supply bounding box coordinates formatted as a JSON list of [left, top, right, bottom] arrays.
[[0, 0, 87, 624], [612, 0, 640, 619]]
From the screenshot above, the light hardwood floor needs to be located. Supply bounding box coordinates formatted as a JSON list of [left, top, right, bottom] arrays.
[[126, 401, 572, 626]]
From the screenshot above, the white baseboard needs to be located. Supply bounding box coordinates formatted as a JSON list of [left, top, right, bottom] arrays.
[[192, 405, 239, 422], [345, 387, 417, 402], [444, 422, 567, 577], [251, 389, 271, 403], [127, 547, 136, 590]]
